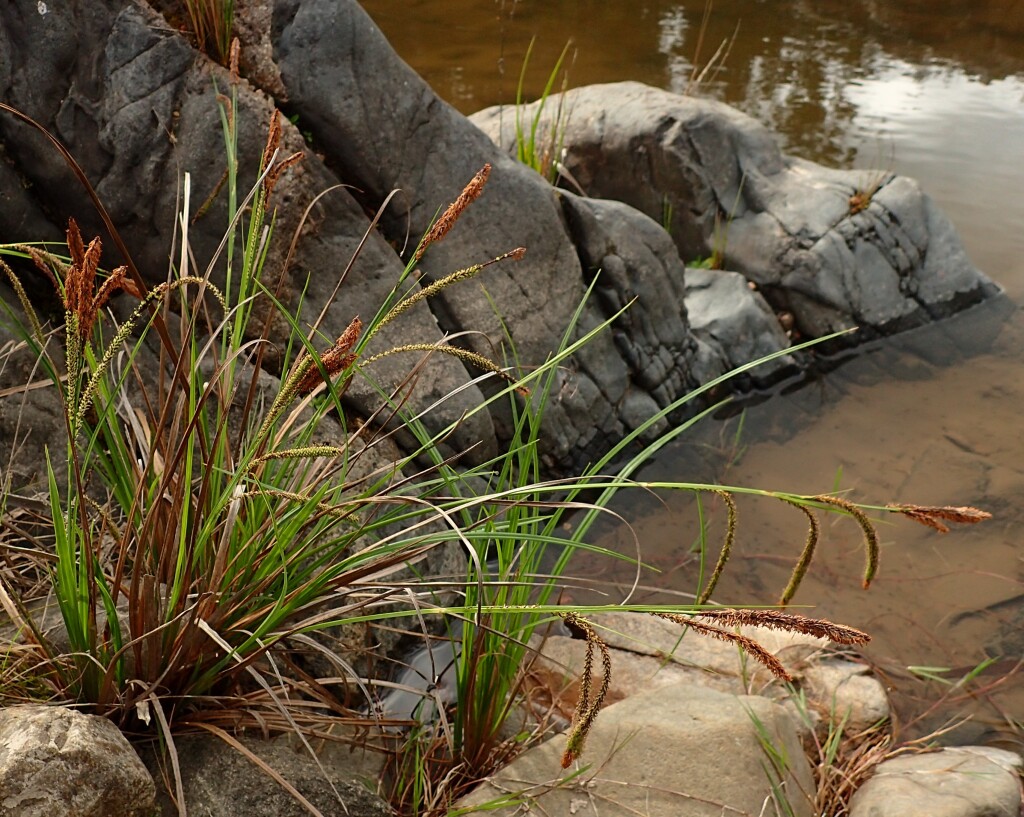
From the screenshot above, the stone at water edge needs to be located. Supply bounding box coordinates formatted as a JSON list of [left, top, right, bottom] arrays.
[[0, 704, 156, 817], [471, 81, 999, 341], [848, 746, 1023, 817], [532, 610, 890, 736], [799, 659, 890, 732], [683, 266, 795, 385]]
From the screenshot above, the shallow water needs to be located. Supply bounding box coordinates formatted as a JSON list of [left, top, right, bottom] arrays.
[[362, 1, 1024, 744], [586, 297, 1024, 745]]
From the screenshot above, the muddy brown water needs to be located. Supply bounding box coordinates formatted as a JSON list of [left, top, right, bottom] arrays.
[[362, 1, 1024, 745]]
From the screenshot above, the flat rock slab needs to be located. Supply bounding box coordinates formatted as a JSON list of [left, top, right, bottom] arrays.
[[457, 681, 816, 817], [535, 611, 889, 733], [849, 746, 1023, 817], [0, 704, 155, 817]]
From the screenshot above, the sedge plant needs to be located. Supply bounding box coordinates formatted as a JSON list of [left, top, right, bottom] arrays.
[[370, 251, 990, 814], [0, 83, 993, 817], [0, 86, 522, 744]]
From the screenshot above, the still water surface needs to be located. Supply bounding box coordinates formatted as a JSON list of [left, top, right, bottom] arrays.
[[362, 1, 1024, 742]]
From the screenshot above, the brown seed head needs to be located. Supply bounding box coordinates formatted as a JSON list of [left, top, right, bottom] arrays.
[[695, 608, 870, 646], [655, 611, 793, 682], [93, 266, 143, 312], [65, 219, 102, 333], [887, 503, 992, 534], [229, 38, 240, 79], [265, 151, 304, 200], [295, 316, 363, 395], [696, 490, 737, 604], [62, 220, 142, 338], [260, 109, 304, 199], [66, 219, 86, 271], [415, 164, 491, 260], [558, 612, 611, 768], [778, 500, 820, 607], [261, 110, 282, 177], [812, 494, 880, 589]]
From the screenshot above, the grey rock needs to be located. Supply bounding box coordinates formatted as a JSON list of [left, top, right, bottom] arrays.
[[472, 82, 997, 341], [145, 733, 391, 817], [0, 704, 156, 817], [372, 630, 462, 724], [0, 144, 61, 246], [272, 0, 600, 467], [849, 746, 1023, 817], [457, 682, 816, 817], [684, 267, 794, 385], [558, 193, 697, 407], [271, 1, 790, 467], [0, 313, 66, 491], [0, 0, 496, 465]]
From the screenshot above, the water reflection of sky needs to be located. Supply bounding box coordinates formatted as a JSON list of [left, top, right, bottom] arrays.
[[843, 62, 1024, 294], [363, 0, 1024, 290]]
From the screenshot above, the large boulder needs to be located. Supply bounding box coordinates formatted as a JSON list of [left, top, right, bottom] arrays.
[[471, 82, 998, 341], [0, 0, 793, 475], [0, 705, 156, 817], [0, 0, 496, 465], [560, 193, 794, 401], [269, 0, 730, 466]]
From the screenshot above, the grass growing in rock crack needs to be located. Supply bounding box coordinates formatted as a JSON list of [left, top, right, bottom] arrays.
[[0, 84, 992, 817], [848, 143, 896, 216], [688, 173, 745, 270], [178, 0, 235, 66], [513, 37, 575, 184]]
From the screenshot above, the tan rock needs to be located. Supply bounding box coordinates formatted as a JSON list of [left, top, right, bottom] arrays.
[[849, 746, 1022, 817], [0, 705, 155, 817], [457, 682, 816, 817]]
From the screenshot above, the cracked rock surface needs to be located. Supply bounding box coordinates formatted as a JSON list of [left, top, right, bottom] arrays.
[[471, 81, 998, 341]]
